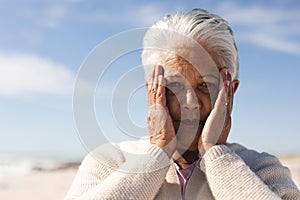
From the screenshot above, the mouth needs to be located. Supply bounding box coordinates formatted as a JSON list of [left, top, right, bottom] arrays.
[[174, 119, 205, 127]]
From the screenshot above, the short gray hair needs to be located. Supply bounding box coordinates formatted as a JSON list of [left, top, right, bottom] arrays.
[[142, 8, 239, 80]]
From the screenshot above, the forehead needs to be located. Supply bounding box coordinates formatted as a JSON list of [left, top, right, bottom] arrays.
[[163, 50, 219, 79]]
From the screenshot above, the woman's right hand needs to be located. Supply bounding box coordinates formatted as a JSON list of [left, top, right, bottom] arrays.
[[146, 65, 176, 158]]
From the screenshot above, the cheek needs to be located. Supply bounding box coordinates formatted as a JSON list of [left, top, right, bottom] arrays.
[[166, 94, 180, 118], [197, 93, 214, 119]]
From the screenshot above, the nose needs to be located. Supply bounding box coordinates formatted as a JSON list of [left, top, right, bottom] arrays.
[[183, 88, 200, 110]]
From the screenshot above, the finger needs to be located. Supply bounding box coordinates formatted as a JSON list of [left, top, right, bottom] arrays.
[[147, 65, 155, 90], [147, 66, 157, 106], [219, 67, 231, 90], [153, 65, 158, 85], [148, 65, 165, 106], [153, 65, 164, 84], [152, 65, 160, 98], [147, 65, 155, 87], [214, 86, 227, 116], [156, 75, 166, 106], [218, 72, 233, 144], [218, 70, 233, 141], [227, 82, 234, 114], [153, 65, 165, 103], [219, 67, 232, 83], [219, 67, 233, 108], [200, 87, 227, 150], [156, 64, 164, 75], [220, 70, 233, 114]]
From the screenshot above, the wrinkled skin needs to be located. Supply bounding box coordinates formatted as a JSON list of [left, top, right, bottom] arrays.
[[146, 54, 239, 168]]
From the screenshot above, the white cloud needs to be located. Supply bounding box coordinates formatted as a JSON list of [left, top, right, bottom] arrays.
[[216, 2, 300, 54], [75, 2, 167, 27], [39, 5, 66, 29], [122, 3, 166, 27], [239, 32, 300, 54], [78, 1, 300, 54], [0, 52, 74, 97]]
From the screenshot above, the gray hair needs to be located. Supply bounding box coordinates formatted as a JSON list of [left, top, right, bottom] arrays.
[[142, 8, 239, 80]]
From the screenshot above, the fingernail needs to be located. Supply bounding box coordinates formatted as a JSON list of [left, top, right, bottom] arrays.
[[223, 67, 229, 76], [161, 66, 165, 74], [226, 80, 230, 87], [159, 65, 165, 74]]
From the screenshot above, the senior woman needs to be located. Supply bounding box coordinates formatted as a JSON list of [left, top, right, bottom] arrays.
[[65, 9, 300, 199]]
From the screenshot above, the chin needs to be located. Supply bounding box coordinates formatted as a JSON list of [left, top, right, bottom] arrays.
[[176, 131, 201, 152], [173, 122, 203, 151]]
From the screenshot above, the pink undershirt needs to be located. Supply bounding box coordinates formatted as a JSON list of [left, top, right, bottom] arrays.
[[174, 161, 197, 200]]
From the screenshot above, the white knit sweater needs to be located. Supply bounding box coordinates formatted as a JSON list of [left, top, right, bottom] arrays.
[[65, 140, 300, 200]]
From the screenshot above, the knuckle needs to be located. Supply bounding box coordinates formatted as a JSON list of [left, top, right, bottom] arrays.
[[149, 87, 156, 94], [147, 115, 151, 121], [156, 91, 163, 98]]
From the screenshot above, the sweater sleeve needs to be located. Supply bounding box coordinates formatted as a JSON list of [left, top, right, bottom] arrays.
[[200, 145, 300, 200], [65, 143, 171, 200]]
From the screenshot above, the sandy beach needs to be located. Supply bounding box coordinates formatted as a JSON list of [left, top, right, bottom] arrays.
[[0, 156, 299, 200], [0, 168, 77, 200], [278, 154, 300, 189]]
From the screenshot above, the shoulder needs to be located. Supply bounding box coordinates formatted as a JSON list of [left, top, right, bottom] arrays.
[[118, 138, 150, 153], [227, 143, 286, 173], [227, 143, 282, 169], [227, 143, 300, 197], [82, 139, 150, 168]]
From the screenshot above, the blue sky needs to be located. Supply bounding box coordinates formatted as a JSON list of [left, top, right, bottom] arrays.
[[0, 0, 300, 159]]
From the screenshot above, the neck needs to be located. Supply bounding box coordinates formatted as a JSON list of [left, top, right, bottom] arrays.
[[174, 149, 199, 169]]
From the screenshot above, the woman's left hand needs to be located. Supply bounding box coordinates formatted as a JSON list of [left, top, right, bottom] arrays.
[[198, 68, 234, 156]]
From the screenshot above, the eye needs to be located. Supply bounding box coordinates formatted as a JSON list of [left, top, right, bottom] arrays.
[[197, 82, 217, 94], [198, 82, 215, 88], [166, 82, 184, 94], [167, 82, 181, 88]]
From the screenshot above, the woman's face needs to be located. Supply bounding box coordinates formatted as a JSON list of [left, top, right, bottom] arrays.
[[163, 55, 220, 151]]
